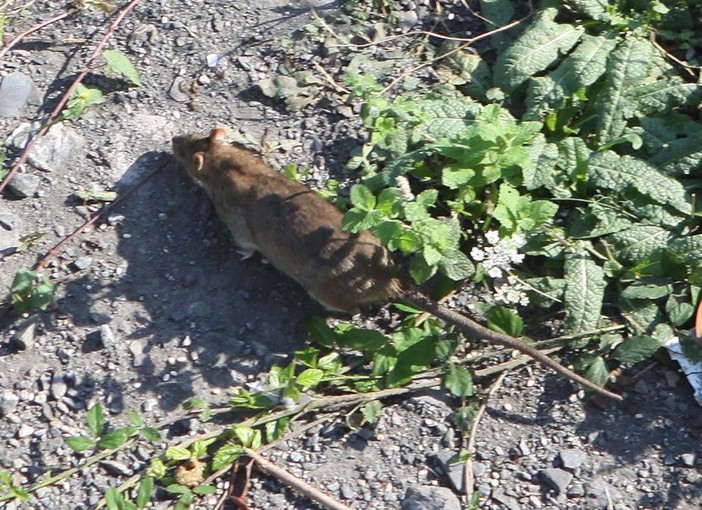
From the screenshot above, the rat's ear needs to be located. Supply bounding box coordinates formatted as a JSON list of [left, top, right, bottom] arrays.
[[209, 129, 226, 144], [192, 152, 205, 172]]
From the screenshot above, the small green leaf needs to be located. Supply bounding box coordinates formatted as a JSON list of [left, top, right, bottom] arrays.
[[443, 365, 474, 397], [583, 356, 608, 387], [614, 335, 662, 363], [174, 491, 193, 510], [140, 427, 162, 442], [148, 458, 167, 479], [349, 184, 376, 210], [338, 328, 388, 351], [136, 477, 154, 509], [296, 368, 324, 390], [97, 429, 131, 450], [193, 484, 217, 496], [485, 306, 524, 337], [166, 446, 192, 461], [103, 49, 142, 86], [233, 426, 261, 449], [361, 401, 383, 424], [212, 444, 244, 471], [87, 404, 105, 438], [104, 488, 124, 510], [165, 484, 191, 495], [303, 316, 336, 347], [66, 435, 96, 452]]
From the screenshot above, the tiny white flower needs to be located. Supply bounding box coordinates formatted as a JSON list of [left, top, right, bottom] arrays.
[[485, 230, 500, 245], [487, 266, 503, 278], [470, 247, 486, 261]]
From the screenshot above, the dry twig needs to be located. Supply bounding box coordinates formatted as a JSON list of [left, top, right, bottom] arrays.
[[0, 0, 143, 195], [245, 448, 352, 510]]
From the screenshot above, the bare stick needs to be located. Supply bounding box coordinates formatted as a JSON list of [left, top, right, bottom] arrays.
[[0, 0, 143, 194], [464, 372, 507, 505], [245, 448, 352, 510], [33, 155, 171, 271], [0, 10, 73, 60]]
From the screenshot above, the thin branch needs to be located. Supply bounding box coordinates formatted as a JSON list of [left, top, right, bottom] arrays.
[[651, 36, 700, 77], [0, 0, 143, 195], [34, 155, 173, 271], [245, 448, 352, 510], [464, 372, 507, 505], [0, 10, 73, 61], [313, 61, 349, 93]]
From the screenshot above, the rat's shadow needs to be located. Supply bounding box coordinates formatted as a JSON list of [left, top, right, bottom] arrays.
[[59, 150, 323, 411]]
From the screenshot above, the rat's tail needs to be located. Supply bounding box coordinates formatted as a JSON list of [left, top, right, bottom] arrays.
[[403, 288, 622, 401]]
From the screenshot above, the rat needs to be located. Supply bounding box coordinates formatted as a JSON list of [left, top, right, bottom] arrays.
[[172, 128, 622, 401]]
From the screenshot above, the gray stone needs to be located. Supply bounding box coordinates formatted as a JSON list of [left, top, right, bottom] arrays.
[[11, 319, 37, 350], [9, 122, 86, 172], [0, 71, 40, 117], [100, 325, 115, 347], [50, 374, 68, 400], [168, 76, 190, 102], [397, 10, 419, 32], [340, 483, 356, 499], [71, 256, 93, 271], [559, 448, 587, 470], [491, 487, 520, 510], [540, 468, 573, 494], [128, 340, 147, 367], [0, 391, 20, 416], [8, 173, 40, 198], [681, 453, 695, 467], [427, 450, 465, 494], [401, 486, 461, 510], [584, 479, 619, 508], [100, 460, 133, 476]]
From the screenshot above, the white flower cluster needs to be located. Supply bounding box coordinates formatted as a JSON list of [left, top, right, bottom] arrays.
[[470, 231, 529, 306], [470, 230, 526, 279], [494, 275, 530, 306]]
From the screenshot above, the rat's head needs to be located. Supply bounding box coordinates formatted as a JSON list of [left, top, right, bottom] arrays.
[[172, 128, 227, 180]]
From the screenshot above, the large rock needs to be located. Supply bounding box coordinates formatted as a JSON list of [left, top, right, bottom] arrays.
[[401, 486, 461, 510]]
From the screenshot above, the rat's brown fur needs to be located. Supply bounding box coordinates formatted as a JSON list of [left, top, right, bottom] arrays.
[[172, 129, 622, 401]]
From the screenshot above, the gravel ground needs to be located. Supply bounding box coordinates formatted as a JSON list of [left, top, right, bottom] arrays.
[[1, 1, 701, 509]]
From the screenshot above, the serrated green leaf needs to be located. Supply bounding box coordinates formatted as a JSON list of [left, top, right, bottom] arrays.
[[87, 404, 105, 438], [211, 444, 243, 471], [494, 8, 583, 94], [97, 428, 132, 450], [588, 151, 690, 213], [66, 435, 96, 452], [583, 356, 609, 387], [436, 42, 491, 99], [361, 401, 383, 424], [566, 0, 611, 21], [443, 365, 474, 397], [349, 184, 376, 210], [563, 250, 605, 334], [523, 135, 559, 191], [409, 253, 436, 284], [620, 299, 662, 334], [193, 484, 217, 496], [632, 78, 702, 117], [136, 477, 153, 509], [595, 36, 652, 144], [613, 335, 662, 362], [668, 235, 702, 267], [649, 131, 702, 176], [166, 446, 191, 461], [608, 224, 673, 264], [439, 248, 475, 281], [621, 279, 673, 300], [416, 98, 481, 139], [526, 34, 617, 119], [666, 294, 694, 326], [303, 316, 336, 347], [296, 368, 324, 390], [485, 306, 524, 336], [338, 328, 388, 351], [139, 427, 161, 442]]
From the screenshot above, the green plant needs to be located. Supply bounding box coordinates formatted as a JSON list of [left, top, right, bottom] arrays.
[[336, 0, 702, 377], [10, 268, 55, 314]]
